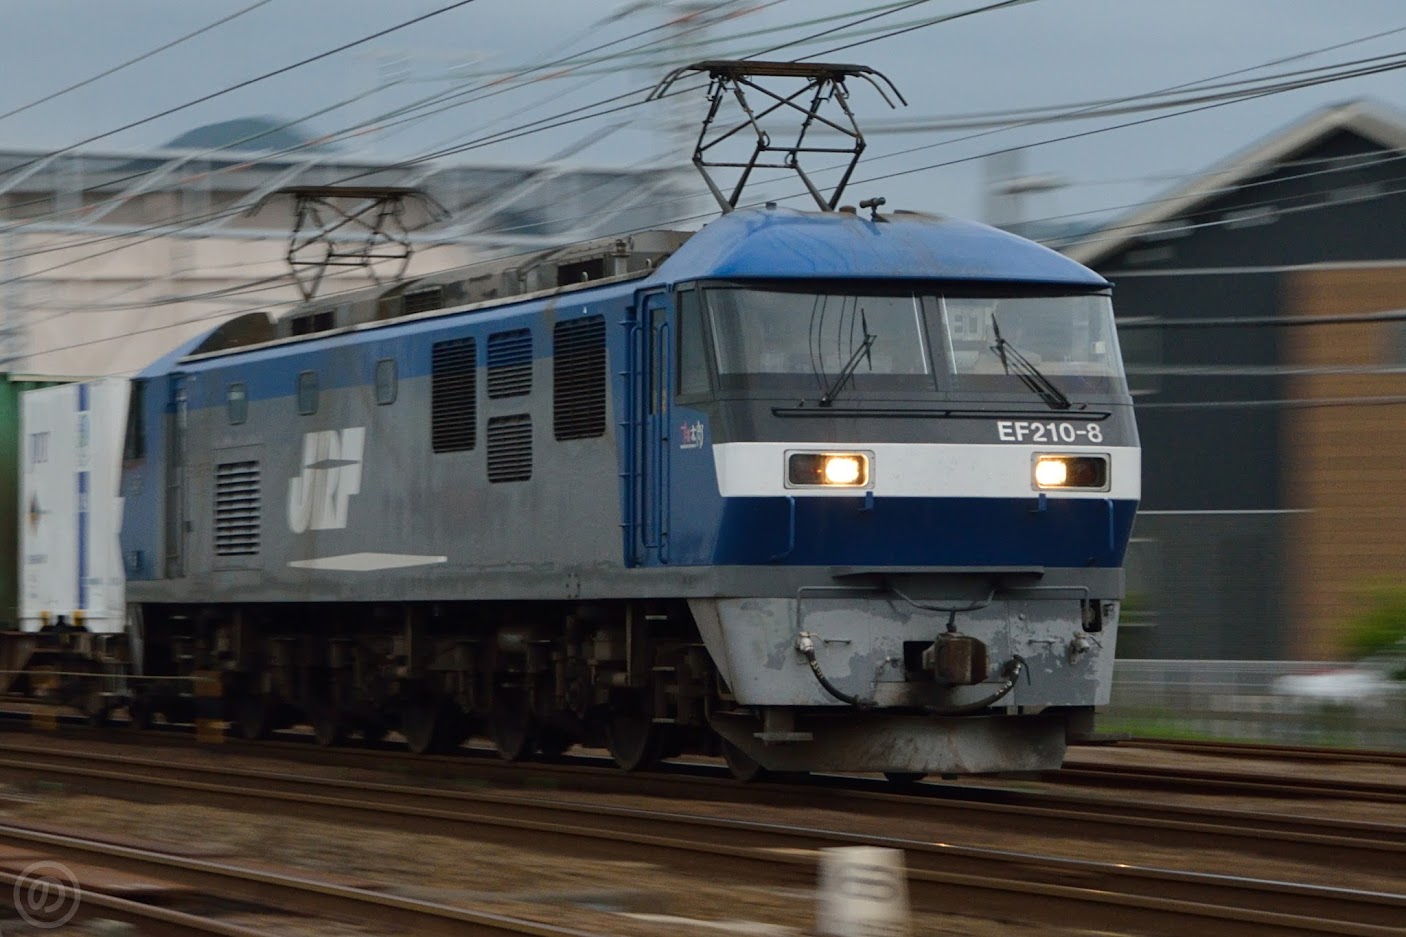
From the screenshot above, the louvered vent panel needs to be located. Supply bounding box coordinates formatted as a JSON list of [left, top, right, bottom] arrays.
[[214, 461, 261, 556], [403, 287, 444, 315], [432, 338, 477, 452], [553, 316, 606, 440], [486, 415, 532, 483], [487, 328, 533, 398]]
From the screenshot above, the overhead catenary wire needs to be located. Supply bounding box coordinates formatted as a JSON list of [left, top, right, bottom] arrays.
[[0, 0, 929, 241], [6, 5, 1400, 242], [742, 20, 1406, 203], [0, 0, 485, 180], [329, 0, 1027, 176], [1013, 146, 1406, 239], [838, 42, 1406, 134], [8, 1, 1046, 357], [0, 0, 1005, 285], [8, 6, 1406, 357], [0, 0, 278, 125], [0, 0, 823, 238], [16, 110, 1406, 329], [1, 0, 1341, 251]]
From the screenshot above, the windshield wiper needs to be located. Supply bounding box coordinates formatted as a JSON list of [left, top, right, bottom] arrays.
[[990, 316, 1071, 411], [819, 310, 876, 407]]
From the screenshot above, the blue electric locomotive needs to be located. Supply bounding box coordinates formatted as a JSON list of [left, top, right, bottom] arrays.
[[114, 62, 1139, 778]]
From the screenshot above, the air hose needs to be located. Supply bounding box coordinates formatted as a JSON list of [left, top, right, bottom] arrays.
[[795, 632, 876, 709], [796, 632, 1027, 716], [925, 655, 1027, 716]]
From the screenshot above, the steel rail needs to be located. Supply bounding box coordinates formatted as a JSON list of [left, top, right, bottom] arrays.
[[0, 823, 611, 937], [1116, 738, 1406, 767], [0, 745, 1401, 937], [0, 868, 271, 937], [1, 732, 1403, 875], [1049, 762, 1406, 802]]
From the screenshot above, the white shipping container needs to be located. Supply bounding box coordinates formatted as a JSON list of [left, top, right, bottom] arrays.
[[20, 379, 129, 634]]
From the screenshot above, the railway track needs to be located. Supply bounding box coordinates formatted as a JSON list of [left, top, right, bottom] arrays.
[[1050, 759, 1406, 802], [0, 822, 608, 937], [0, 739, 1402, 936], [1112, 737, 1406, 768], [10, 704, 1405, 802], [2, 721, 1404, 875]]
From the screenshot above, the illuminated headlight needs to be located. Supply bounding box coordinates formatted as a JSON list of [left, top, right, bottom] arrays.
[[787, 452, 871, 488], [1033, 454, 1109, 490]]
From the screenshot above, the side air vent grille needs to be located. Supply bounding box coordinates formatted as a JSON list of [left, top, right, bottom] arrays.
[[403, 287, 445, 315], [553, 316, 606, 440], [486, 415, 532, 483], [487, 328, 533, 398], [431, 337, 477, 452], [214, 461, 261, 556]]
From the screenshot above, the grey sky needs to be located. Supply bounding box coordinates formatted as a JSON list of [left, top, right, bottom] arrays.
[[1, 0, 1404, 227]]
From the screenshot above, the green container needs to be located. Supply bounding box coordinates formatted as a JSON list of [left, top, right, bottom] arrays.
[[0, 374, 70, 629]]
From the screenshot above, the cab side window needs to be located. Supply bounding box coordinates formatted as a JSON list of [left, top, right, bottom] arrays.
[[676, 288, 710, 398]]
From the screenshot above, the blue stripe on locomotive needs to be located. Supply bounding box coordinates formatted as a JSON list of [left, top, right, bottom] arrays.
[[121, 207, 1128, 580]]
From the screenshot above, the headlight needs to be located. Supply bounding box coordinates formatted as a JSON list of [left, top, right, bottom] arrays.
[[1033, 454, 1109, 490], [787, 451, 871, 488]]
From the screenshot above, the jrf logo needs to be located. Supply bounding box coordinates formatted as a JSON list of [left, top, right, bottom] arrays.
[[288, 427, 365, 534]]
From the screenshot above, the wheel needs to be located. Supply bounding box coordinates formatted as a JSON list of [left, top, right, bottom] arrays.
[[126, 696, 154, 731], [606, 711, 661, 772], [536, 726, 574, 759], [721, 739, 769, 783], [358, 720, 391, 746], [884, 771, 927, 788], [312, 706, 346, 747], [79, 690, 111, 727], [232, 694, 275, 741], [490, 691, 534, 762], [402, 700, 462, 755]]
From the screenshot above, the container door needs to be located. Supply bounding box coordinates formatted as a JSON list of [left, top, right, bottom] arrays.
[[632, 291, 673, 566]]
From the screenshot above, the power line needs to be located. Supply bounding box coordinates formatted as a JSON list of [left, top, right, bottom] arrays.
[[748, 21, 1406, 198], [0, 0, 789, 236], [12, 5, 1402, 347], [1020, 147, 1406, 237], [1, 0, 990, 283], [842, 41, 1406, 134], [847, 58, 1406, 192], [809, 0, 1036, 57], [0, 0, 484, 179], [0, 0, 278, 125], [331, 0, 1023, 177], [1056, 172, 1406, 255]]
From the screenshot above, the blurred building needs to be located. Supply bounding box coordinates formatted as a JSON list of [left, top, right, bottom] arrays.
[[1060, 100, 1406, 660], [0, 118, 695, 376]]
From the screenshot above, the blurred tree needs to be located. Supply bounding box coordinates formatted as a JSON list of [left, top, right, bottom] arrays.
[[1342, 582, 1406, 680]]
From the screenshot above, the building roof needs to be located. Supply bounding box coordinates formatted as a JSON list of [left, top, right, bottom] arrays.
[[1064, 99, 1406, 267], [163, 117, 338, 154]]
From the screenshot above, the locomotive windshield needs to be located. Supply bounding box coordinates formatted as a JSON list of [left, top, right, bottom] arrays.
[[701, 285, 1126, 400], [707, 288, 932, 395], [940, 294, 1123, 396]]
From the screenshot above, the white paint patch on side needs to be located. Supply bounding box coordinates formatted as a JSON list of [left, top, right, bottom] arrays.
[[289, 552, 448, 572], [713, 442, 1141, 500]]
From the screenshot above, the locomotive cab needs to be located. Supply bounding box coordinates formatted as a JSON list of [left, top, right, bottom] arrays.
[[627, 208, 1140, 776]]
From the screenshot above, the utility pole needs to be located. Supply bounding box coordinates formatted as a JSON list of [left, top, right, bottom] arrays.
[[984, 149, 1066, 238]]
